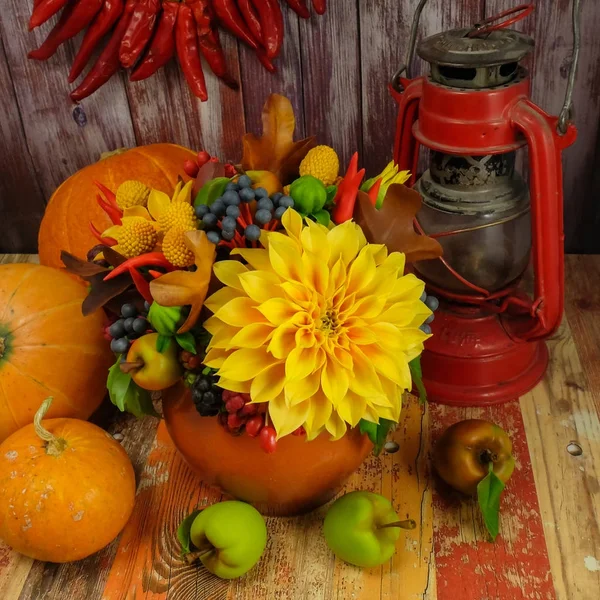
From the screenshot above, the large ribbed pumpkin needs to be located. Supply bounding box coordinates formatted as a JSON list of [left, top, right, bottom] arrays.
[[38, 143, 196, 269], [0, 263, 112, 442]]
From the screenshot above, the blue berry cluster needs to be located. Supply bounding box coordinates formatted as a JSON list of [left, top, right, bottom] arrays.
[[419, 291, 439, 335], [194, 174, 295, 246], [108, 302, 151, 354]]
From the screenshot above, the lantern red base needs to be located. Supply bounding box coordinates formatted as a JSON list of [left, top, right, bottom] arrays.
[[421, 306, 549, 406]]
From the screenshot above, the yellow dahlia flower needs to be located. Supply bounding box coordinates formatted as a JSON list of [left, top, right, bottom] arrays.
[[203, 209, 432, 441]]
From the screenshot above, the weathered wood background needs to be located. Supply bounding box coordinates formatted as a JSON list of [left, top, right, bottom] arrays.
[[1, 0, 599, 254]]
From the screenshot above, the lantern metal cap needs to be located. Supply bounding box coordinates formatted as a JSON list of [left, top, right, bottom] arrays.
[[417, 28, 534, 68]]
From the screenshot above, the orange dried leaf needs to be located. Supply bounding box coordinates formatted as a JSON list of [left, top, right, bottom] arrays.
[[241, 94, 316, 184], [353, 185, 443, 263], [150, 230, 216, 333]]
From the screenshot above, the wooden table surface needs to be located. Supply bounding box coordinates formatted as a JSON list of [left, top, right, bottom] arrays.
[[1, 253, 599, 600]]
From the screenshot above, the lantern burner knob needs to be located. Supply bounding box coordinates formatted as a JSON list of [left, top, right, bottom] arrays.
[[418, 28, 534, 89]]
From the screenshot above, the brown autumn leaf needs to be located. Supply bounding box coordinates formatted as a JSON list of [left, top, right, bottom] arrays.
[[353, 184, 443, 263], [241, 94, 316, 184], [150, 230, 216, 334]]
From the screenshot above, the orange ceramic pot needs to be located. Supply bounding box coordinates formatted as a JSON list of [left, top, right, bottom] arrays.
[[163, 384, 373, 516]]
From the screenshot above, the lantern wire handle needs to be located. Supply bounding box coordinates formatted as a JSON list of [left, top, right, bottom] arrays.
[[405, 0, 429, 79], [558, 0, 582, 135]]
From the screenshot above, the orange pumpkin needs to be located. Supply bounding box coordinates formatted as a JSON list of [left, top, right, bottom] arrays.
[[0, 398, 135, 562], [38, 143, 196, 269], [163, 384, 373, 516], [0, 263, 112, 443]]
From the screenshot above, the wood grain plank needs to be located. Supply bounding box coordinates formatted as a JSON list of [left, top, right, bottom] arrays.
[[430, 401, 555, 600], [298, 2, 361, 171], [125, 33, 245, 162], [0, 37, 45, 254], [520, 318, 600, 600], [0, 2, 137, 202], [238, 9, 306, 141], [564, 255, 600, 414]]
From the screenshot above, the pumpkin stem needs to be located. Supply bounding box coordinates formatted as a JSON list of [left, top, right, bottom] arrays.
[[100, 148, 128, 161], [33, 397, 68, 457], [0, 336, 5, 359]]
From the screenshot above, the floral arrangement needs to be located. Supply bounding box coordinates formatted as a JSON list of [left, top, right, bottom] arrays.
[[63, 94, 443, 454]]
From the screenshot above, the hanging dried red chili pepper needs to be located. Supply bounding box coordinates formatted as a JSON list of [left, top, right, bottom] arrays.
[[29, 0, 103, 61], [252, 0, 283, 59], [312, 0, 326, 16], [237, 0, 263, 44], [176, 3, 208, 101], [285, 0, 310, 19], [187, 0, 238, 89], [212, 0, 259, 49], [70, 0, 136, 101], [69, 0, 124, 82], [119, 0, 161, 68], [29, 0, 69, 31], [130, 1, 179, 81]]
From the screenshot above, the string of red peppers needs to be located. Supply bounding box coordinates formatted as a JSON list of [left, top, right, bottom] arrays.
[[27, 0, 328, 101]]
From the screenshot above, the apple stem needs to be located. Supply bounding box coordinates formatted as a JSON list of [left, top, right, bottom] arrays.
[[378, 519, 417, 530], [120, 359, 144, 374], [480, 449, 498, 465], [184, 548, 214, 565]]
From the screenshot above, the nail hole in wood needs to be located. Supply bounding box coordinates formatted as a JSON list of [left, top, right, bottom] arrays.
[[567, 441, 583, 456], [384, 441, 399, 454]]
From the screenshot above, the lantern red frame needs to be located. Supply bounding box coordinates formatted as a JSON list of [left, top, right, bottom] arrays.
[[390, 69, 577, 405]]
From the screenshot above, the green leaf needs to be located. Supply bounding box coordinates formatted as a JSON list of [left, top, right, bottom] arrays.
[[156, 334, 171, 353], [409, 356, 427, 404], [325, 185, 338, 204], [477, 462, 505, 542], [175, 332, 197, 354], [313, 209, 331, 227], [107, 357, 131, 412], [359, 418, 395, 456], [148, 302, 182, 336], [194, 177, 230, 207], [177, 509, 202, 556], [107, 357, 159, 417]]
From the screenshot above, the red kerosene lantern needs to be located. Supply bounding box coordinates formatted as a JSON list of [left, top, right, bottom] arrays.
[[391, 3, 581, 405]]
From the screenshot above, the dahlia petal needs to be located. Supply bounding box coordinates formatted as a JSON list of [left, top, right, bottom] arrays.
[[281, 207, 303, 246], [215, 297, 263, 327], [228, 322, 274, 349], [268, 234, 303, 282], [269, 395, 309, 439], [218, 347, 274, 381], [281, 281, 313, 306], [327, 257, 347, 298], [360, 344, 411, 389], [268, 324, 298, 358], [321, 358, 349, 406], [295, 327, 316, 348], [347, 324, 377, 345], [250, 362, 286, 404], [210, 324, 243, 349], [305, 390, 333, 438], [285, 346, 319, 381], [379, 300, 431, 328], [347, 246, 377, 296], [203, 314, 225, 335], [301, 251, 329, 297], [336, 390, 367, 427], [327, 220, 361, 267], [148, 189, 171, 220], [301, 220, 330, 262], [213, 260, 249, 290], [285, 369, 321, 405], [388, 273, 425, 303], [325, 411, 347, 441], [362, 405, 380, 424], [239, 271, 285, 303], [332, 345, 354, 370], [347, 346, 384, 396], [347, 294, 386, 319], [231, 248, 273, 272], [367, 322, 403, 349], [258, 298, 301, 326], [217, 378, 251, 393], [204, 347, 233, 369], [204, 287, 243, 313]]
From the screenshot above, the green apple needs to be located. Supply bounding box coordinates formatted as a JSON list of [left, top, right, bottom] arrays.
[[189, 501, 267, 579], [323, 491, 415, 568]]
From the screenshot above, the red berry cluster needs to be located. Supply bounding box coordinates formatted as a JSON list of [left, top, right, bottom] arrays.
[[180, 350, 201, 371], [183, 150, 237, 179], [218, 391, 280, 453]]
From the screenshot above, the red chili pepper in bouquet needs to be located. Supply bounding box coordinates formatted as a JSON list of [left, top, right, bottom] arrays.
[[70, 0, 136, 101], [29, 0, 69, 30], [237, 0, 263, 44], [69, 0, 124, 82], [312, 0, 326, 15], [176, 3, 208, 101], [28, 0, 103, 61], [187, 0, 238, 89], [285, 0, 310, 19], [130, 1, 179, 81], [119, 0, 161, 68], [252, 0, 283, 59]]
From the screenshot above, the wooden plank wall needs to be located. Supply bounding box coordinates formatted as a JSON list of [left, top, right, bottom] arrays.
[[1, 0, 599, 253]]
